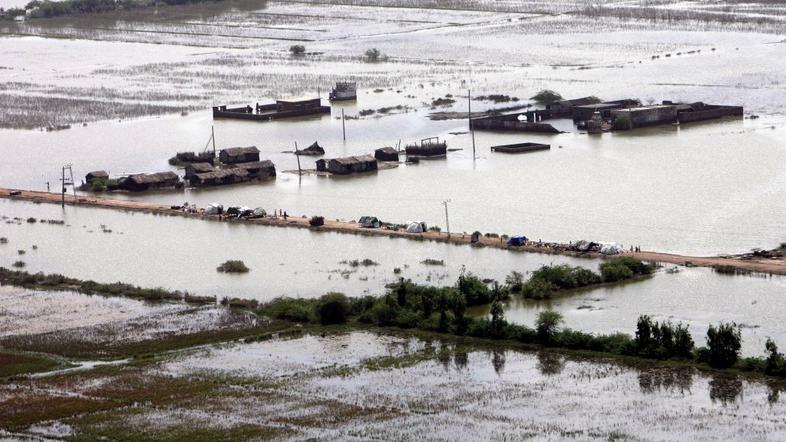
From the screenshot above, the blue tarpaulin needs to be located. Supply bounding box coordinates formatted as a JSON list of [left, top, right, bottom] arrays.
[[507, 236, 528, 246]]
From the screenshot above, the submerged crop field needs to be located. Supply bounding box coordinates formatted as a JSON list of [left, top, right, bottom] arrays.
[[2, 0, 786, 439]]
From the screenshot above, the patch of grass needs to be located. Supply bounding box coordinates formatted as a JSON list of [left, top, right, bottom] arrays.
[[0, 351, 65, 377], [420, 258, 445, 266]]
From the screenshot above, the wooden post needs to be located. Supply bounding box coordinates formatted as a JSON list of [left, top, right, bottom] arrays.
[[443, 199, 451, 239], [341, 108, 346, 141], [61, 166, 65, 208], [294, 141, 302, 176], [211, 125, 216, 156]]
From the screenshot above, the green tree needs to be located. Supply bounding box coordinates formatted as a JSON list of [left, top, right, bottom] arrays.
[[490, 299, 505, 338], [704, 322, 741, 369], [365, 48, 381, 62], [536, 310, 563, 344], [316, 292, 350, 324], [289, 44, 306, 56]]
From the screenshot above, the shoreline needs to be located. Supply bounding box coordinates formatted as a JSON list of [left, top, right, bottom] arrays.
[[2, 187, 786, 276]]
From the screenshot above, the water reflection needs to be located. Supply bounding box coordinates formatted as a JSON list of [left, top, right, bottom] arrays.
[[454, 347, 468, 370], [638, 367, 693, 395], [709, 374, 743, 405], [536, 351, 564, 376], [491, 349, 506, 376]]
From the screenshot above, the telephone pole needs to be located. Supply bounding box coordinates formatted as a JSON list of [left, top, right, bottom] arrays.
[[341, 108, 346, 141], [60, 164, 75, 208], [468, 89, 476, 159], [442, 199, 451, 239]]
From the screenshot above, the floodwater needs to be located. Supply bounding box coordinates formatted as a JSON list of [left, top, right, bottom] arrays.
[[2, 198, 785, 356], [132, 331, 786, 440]]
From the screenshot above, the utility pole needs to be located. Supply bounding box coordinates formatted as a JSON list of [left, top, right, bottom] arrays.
[[442, 199, 451, 239], [468, 89, 476, 160], [60, 164, 75, 208], [341, 108, 346, 141], [211, 125, 216, 156]]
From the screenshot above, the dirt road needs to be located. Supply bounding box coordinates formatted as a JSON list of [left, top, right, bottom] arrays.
[[2, 188, 785, 276]]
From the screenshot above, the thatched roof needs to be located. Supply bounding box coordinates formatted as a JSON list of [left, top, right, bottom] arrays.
[[220, 146, 259, 158], [376, 147, 398, 155], [86, 170, 109, 180], [186, 163, 214, 173], [233, 160, 275, 171], [332, 155, 375, 165], [126, 171, 179, 184], [194, 169, 248, 181]]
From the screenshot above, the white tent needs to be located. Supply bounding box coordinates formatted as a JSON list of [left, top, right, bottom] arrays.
[[406, 222, 425, 233]]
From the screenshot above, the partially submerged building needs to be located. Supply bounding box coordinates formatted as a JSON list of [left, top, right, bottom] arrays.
[[85, 170, 108, 184], [119, 171, 180, 192], [219, 146, 260, 164], [329, 82, 357, 101], [296, 141, 325, 156], [470, 113, 561, 133], [405, 137, 448, 157], [374, 147, 399, 162], [184, 162, 214, 180], [545, 97, 601, 118], [317, 155, 378, 175], [231, 160, 276, 180], [213, 97, 331, 122], [610, 105, 679, 128], [188, 160, 275, 187]]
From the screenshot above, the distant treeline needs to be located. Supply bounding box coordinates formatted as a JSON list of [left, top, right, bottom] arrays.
[[1, 0, 226, 19]]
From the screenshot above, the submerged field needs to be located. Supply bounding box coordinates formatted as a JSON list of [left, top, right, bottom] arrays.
[[2, 326, 786, 440]]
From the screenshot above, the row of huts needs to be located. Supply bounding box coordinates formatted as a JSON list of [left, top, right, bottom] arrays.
[[84, 146, 276, 192]]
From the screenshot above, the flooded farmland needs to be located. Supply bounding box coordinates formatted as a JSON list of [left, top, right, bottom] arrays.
[[2, 0, 786, 439]]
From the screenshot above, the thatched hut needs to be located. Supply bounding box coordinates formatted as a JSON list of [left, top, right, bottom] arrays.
[[374, 147, 399, 162], [219, 146, 260, 164], [190, 169, 248, 187], [184, 163, 214, 180], [231, 160, 276, 180], [326, 155, 378, 175], [405, 137, 447, 157], [120, 171, 180, 192], [85, 170, 109, 184]]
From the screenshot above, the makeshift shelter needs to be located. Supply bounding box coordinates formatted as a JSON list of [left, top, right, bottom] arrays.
[[204, 203, 223, 215], [507, 236, 528, 246], [120, 171, 180, 192], [309, 216, 325, 227], [219, 146, 260, 164], [190, 168, 248, 187], [375, 147, 399, 162], [471, 231, 481, 243], [359, 216, 381, 228], [297, 141, 325, 156], [406, 221, 427, 233], [600, 243, 624, 255], [405, 137, 447, 157]]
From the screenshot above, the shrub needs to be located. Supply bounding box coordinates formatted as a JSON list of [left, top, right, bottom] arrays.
[[420, 259, 444, 266], [315, 292, 350, 325], [536, 310, 563, 344], [520, 277, 557, 299], [765, 338, 786, 376], [702, 322, 741, 369], [505, 271, 524, 293], [489, 299, 505, 338], [367, 301, 399, 326], [395, 310, 421, 329], [634, 315, 694, 359], [457, 272, 491, 306], [216, 260, 250, 273], [530, 89, 563, 104], [12, 261, 25, 268], [613, 115, 633, 130], [364, 48, 382, 62], [600, 262, 633, 282], [265, 297, 313, 322], [289, 44, 306, 56]]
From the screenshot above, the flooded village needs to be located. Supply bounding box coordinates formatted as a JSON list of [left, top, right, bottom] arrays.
[[2, 0, 786, 440]]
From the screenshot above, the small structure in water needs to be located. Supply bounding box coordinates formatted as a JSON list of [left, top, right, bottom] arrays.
[[296, 141, 325, 156], [119, 171, 180, 192], [405, 137, 447, 158], [317, 155, 378, 175], [184, 163, 214, 180], [471, 113, 561, 133], [374, 147, 399, 162], [169, 151, 214, 166], [212, 97, 330, 122], [329, 82, 357, 101], [219, 146, 260, 164], [85, 170, 109, 184], [188, 160, 275, 187], [490, 142, 550, 154]]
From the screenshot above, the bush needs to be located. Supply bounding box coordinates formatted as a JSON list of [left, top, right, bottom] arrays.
[[265, 297, 314, 322], [765, 338, 786, 376], [505, 271, 524, 293], [530, 89, 563, 104], [365, 48, 382, 62], [613, 115, 633, 130], [536, 310, 563, 344], [216, 260, 250, 273], [316, 292, 350, 325], [702, 322, 741, 369], [520, 277, 557, 299], [489, 299, 505, 338], [289, 44, 306, 56], [600, 262, 633, 282], [634, 315, 694, 359], [457, 272, 491, 306], [12, 261, 25, 268]]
